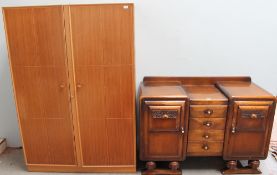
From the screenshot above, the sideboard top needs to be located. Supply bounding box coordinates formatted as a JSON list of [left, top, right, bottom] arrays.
[[139, 81, 188, 100], [217, 81, 275, 100], [140, 76, 275, 101]]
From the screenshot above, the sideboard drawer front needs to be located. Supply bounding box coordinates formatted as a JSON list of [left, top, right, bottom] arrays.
[[187, 141, 223, 156], [188, 130, 224, 141], [236, 105, 269, 132], [149, 105, 181, 131], [190, 105, 227, 118], [189, 118, 226, 130]]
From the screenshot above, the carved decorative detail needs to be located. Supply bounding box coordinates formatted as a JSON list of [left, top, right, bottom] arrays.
[[151, 110, 178, 119]]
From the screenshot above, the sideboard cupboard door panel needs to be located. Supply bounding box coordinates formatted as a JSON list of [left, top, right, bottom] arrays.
[[69, 4, 135, 167], [225, 101, 275, 159], [141, 101, 187, 161], [4, 6, 76, 165]]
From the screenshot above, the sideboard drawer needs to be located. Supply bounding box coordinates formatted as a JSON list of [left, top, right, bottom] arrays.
[[189, 118, 226, 130], [149, 105, 181, 131], [190, 105, 227, 118], [187, 141, 223, 156], [188, 130, 224, 141]]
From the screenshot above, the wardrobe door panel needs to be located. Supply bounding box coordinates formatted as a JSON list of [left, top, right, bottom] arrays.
[[106, 119, 135, 165], [4, 7, 66, 66], [21, 118, 51, 164], [104, 65, 134, 117], [70, 4, 134, 66], [69, 4, 135, 167], [79, 119, 109, 165], [4, 6, 76, 165]]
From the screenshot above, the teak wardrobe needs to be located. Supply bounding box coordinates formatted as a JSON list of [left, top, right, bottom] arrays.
[[3, 4, 136, 172]]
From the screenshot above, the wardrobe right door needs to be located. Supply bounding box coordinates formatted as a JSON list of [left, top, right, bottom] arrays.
[[68, 4, 136, 169]]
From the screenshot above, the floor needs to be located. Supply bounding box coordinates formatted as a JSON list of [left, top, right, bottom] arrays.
[[0, 148, 277, 175]]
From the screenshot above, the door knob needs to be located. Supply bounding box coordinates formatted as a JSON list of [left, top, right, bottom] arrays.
[[231, 127, 236, 133], [76, 84, 82, 88], [59, 83, 65, 89]]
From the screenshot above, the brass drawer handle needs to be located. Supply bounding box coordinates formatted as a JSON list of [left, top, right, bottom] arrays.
[[204, 109, 213, 115], [162, 114, 169, 119], [202, 144, 209, 150], [250, 113, 258, 119], [203, 121, 213, 127], [203, 134, 210, 139]]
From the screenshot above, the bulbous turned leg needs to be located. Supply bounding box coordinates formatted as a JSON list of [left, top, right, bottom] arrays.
[[169, 161, 180, 170], [146, 161, 156, 170], [248, 160, 260, 170], [227, 160, 237, 170]]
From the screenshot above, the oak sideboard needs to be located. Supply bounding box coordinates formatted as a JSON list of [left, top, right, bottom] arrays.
[[139, 76, 276, 174]]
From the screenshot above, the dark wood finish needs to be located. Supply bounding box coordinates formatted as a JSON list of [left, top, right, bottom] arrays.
[[144, 76, 251, 85], [187, 141, 223, 156], [184, 85, 228, 105], [142, 161, 182, 175], [190, 105, 227, 118], [222, 160, 261, 174], [139, 76, 276, 174], [141, 100, 187, 161]]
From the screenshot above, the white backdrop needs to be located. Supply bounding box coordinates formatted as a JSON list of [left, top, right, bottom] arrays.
[[0, 0, 277, 147]]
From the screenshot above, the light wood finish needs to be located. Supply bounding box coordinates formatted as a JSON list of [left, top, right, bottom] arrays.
[[190, 105, 227, 118], [4, 6, 76, 165], [27, 164, 135, 172], [187, 141, 223, 156], [69, 4, 136, 167], [4, 3, 135, 172]]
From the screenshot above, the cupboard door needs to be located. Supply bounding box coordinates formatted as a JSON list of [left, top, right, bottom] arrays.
[[4, 7, 76, 165], [141, 101, 187, 161], [69, 4, 135, 166], [224, 101, 275, 160]]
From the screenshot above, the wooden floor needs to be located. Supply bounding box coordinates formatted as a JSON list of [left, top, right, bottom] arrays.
[[0, 148, 276, 174]]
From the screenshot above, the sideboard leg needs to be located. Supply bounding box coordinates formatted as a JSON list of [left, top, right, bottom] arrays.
[[146, 161, 156, 170], [169, 161, 180, 170], [222, 160, 262, 174], [248, 160, 261, 174], [142, 161, 181, 175]]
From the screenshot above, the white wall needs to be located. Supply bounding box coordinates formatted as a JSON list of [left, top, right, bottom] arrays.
[[0, 0, 277, 147]]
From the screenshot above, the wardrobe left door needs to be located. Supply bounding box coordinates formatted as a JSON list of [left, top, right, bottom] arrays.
[[4, 6, 76, 166]]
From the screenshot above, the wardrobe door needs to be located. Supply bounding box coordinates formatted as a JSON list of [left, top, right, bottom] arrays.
[[69, 4, 135, 167], [4, 6, 76, 165]]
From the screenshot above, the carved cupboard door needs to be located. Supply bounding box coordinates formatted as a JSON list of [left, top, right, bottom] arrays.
[[141, 101, 187, 161], [224, 101, 275, 160], [4, 6, 76, 165], [68, 4, 135, 166]]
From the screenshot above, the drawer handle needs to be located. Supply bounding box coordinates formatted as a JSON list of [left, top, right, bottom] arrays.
[[202, 144, 209, 150], [250, 114, 258, 119], [203, 121, 213, 127], [204, 109, 213, 115], [162, 114, 169, 119], [203, 134, 210, 139]]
